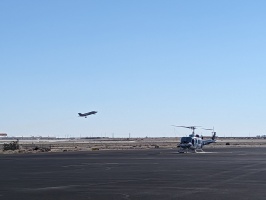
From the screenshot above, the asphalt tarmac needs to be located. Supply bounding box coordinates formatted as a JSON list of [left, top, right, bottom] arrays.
[[1, 147, 266, 200]]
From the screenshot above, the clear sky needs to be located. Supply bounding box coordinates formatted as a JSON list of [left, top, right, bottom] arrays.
[[1, 0, 266, 138]]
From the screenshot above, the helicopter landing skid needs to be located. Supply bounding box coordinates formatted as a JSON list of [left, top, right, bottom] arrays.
[[178, 148, 194, 153], [195, 149, 204, 153], [178, 148, 204, 153]]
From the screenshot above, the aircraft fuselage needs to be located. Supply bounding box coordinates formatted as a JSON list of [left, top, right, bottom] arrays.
[[78, 111, 97, 117]]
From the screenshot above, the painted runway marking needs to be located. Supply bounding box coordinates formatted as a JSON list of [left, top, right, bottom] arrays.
[[21, 185, 78, 192], [171, 151, 219, 154], [62, 162, 159, 168]]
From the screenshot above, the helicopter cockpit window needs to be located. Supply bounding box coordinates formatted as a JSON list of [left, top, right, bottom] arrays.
[[181, 137, 192, 143]]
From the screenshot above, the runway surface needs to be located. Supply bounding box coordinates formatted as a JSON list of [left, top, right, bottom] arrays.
[[1, 147, 266, 200]]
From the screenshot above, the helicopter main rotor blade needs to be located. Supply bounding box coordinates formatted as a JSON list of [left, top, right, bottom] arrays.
[[172, 125, 192, 129], [172, 125, 201, 129], [202, 128, 213, 130]]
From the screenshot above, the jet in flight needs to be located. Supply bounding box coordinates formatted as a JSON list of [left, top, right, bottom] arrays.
[[78, 111, 97, 118]]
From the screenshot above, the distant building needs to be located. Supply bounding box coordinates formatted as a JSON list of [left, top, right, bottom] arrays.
[[0, 133, 7, 137]]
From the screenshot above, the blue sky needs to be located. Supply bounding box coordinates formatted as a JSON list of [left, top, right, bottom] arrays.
[[1, 0, 266, 137]]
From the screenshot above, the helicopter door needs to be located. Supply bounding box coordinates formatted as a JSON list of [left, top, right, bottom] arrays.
[[192, 139, 195, 147], [194, 139, 199, 148], [198, 139, 202, 148]]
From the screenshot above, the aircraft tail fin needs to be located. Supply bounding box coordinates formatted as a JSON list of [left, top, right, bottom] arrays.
[[212, 132, 216, 141]]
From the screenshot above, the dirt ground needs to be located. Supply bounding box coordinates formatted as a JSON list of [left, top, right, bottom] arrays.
[[1, 137, 266, 154]]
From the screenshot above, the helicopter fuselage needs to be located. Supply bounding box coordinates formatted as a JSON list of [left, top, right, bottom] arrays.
[[179, 135, 203, 152], [173, 125, 216, 153]]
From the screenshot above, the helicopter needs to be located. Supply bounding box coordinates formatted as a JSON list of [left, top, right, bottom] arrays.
[[172, 125, 216, 153]]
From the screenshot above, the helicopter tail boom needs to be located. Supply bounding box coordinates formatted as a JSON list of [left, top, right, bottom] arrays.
[[202, 132, 216, 146]]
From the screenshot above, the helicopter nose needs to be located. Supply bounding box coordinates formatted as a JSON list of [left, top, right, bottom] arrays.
[[180, 143, 191, 148]]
